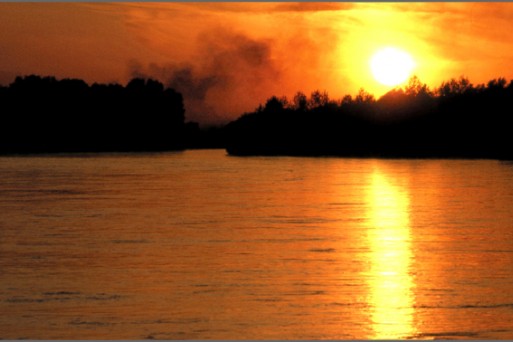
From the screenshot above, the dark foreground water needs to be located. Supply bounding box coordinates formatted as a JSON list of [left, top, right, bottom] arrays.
[[1, 149, 513, 339]]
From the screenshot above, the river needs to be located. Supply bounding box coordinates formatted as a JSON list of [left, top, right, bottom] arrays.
[[1, 149, 513, 339]]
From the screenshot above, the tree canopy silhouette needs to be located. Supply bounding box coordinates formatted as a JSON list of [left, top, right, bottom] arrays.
[[225, 76, 513, 159], [0, 75, 186, 153], [4, 74, 513, 158]]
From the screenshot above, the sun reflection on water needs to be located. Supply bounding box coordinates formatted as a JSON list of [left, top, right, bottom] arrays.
[[366, 169, 415, 339]]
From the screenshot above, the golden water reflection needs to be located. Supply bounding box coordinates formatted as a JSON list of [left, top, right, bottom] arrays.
[[366, 169, 415, 339]]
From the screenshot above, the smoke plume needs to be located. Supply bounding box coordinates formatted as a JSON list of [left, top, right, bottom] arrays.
[[130, 28, 281, 125]]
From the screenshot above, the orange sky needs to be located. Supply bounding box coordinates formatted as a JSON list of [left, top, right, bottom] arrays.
[[1, 3, 513, 124]]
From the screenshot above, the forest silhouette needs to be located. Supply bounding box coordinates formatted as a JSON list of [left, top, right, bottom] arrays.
[[0, 75, 185, 153], [1, 74, 513, 159], [225, 76, 513, 159]]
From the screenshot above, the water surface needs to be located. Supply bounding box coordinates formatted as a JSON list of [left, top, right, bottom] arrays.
[[1, 150, 513, 339]]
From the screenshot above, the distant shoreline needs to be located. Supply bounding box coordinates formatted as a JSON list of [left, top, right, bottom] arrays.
[[1, 147, 509, 161], [225, 148, 509, 160]]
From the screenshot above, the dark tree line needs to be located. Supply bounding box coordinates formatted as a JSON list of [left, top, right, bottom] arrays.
[[225, 76, 513, 159], [0, 75, 186, 153], [3, 74, 513, 159]]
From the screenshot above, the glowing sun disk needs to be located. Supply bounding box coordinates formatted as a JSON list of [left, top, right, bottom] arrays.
[[370, 47, 415, 87]]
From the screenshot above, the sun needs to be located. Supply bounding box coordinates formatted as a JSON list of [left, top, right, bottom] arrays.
[[370, 47, 416, 87]]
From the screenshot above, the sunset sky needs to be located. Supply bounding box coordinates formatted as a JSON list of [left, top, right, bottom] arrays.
[[1, 3, 513, 124]]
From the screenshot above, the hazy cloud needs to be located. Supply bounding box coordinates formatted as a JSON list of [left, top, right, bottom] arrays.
[[130, 28, 280, 125], [273, 3, 355, 13]]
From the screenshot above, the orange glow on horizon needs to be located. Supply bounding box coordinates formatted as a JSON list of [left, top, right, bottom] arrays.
[[335, 5, 444, 97]]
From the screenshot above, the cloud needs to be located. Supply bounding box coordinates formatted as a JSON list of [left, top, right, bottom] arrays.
[[392, 3, 513, 84], [121, 2, 356, 125], [272, 3, 355, 13], [130, 27, 281, 125], [161, 2, 354, 14]]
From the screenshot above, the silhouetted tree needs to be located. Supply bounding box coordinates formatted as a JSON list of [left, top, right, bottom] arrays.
[[488, 77, 507, 90], [309, 90, 330, 109], [404, 75, 432, 97], [354, 88, 375, 103], [437, 76, 473, 97], [264, 96, 287, 113], [293, 92, 308, 111]]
